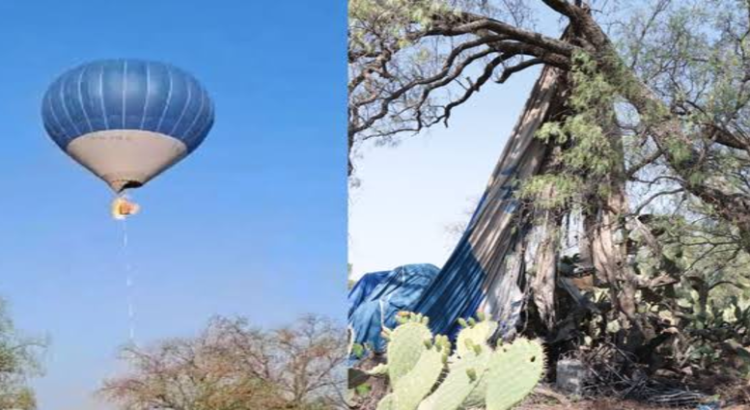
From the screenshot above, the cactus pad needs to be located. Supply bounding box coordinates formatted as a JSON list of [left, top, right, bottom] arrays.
[[387, 320, 432, 384], [456, 318, 498, 359], [378, 394, 395, 410], [417, 348, 490, 410], [393, 347, 445, 410], [485, 338, 546, 410]]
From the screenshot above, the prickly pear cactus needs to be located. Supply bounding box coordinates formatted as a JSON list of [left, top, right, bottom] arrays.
[[393, 344, 447, 410], [372, 312, 546, 410], [372, 312, 448, 410], [417, 340, 490, 410], [455, 313, 497, 359], [485, 338, 546, 410], [385, 312, 434, 384], [377, 393, 395, 410]]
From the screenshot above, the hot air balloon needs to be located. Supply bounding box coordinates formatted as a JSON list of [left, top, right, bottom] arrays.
[[41, 59, 214, 214]]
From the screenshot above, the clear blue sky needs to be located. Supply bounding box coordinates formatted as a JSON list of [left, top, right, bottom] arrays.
[[0, 1, 346, 408]]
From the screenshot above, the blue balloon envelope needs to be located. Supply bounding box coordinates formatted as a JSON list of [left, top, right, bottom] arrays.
[[42, 59, 214, 192]]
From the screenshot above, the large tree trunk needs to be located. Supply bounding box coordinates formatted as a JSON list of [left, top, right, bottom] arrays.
[[581, 116, 657, 353], [529, 202, 560, 331], [583, 177, 650, 353]]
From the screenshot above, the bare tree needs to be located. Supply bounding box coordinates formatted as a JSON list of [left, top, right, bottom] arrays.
[[99, 315, 346, 410]]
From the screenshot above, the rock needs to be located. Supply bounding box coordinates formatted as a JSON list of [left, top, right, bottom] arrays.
[[556, 359, 587, 396]]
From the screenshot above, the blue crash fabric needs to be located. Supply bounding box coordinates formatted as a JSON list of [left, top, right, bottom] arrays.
[[348, 67, 561, 352], [348, 270, 390, 318], [349, 264, 439, 352]]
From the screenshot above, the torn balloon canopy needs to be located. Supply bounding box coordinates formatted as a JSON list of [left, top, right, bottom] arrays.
[[112, 196, 140, 220]]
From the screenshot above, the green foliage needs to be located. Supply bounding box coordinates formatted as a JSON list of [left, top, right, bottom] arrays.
[[517, 174, 583, 210], [351, 342, 366, 359], [671, 287, 750, 375], [355, 382, 372, 396], [521, 51, 620, 210], [613, 0, 750, 186], [567, 213, 750, 378], [349, 0, 453, 52], [373, 312, 545, 410]]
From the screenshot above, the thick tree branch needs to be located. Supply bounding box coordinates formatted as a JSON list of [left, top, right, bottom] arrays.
[[432, 12, 578, 56], [497, 58, 544, 83], [442, 54, 507, 125]]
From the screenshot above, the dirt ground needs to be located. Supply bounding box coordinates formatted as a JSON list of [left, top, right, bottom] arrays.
[[518, 402, 673, 410], [516, 398, 747, 409]]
